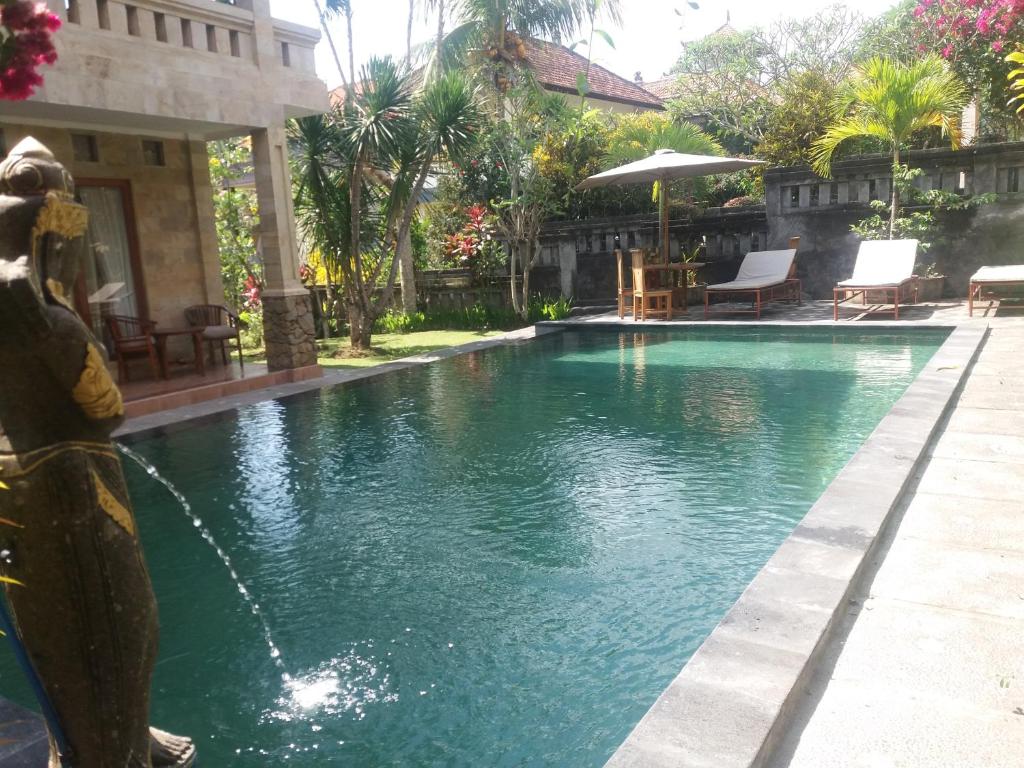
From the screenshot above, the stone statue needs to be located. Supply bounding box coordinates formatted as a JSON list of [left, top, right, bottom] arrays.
[[0, 137, 195, 768]]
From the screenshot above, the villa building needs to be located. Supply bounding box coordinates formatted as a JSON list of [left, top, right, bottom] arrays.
[[1, 0, 328, 373]]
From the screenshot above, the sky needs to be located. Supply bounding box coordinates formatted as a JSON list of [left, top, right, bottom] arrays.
[[269, 0, 901, 91]]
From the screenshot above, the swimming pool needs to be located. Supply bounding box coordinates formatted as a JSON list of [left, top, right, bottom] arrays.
[[0, 327, 948, 766]]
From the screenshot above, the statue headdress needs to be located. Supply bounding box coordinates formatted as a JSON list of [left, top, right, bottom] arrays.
[[0, 137, 89, 299]]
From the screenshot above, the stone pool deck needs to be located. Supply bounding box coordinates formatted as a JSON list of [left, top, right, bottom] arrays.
[[770, 319, 1024, 768]]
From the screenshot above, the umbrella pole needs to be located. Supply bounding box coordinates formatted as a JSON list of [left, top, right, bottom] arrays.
[[659, 179, 669, 264]]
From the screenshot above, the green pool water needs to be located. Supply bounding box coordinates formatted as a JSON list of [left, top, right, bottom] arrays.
[[0, 327, 947, 766]]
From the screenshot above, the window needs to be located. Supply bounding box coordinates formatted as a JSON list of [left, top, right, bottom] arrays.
[[848, 181, 859, 202], [126, 5, 140, 37], [788, 186, 799, 207], [206, 24, 218, 53], [97, 0, 110, 30], [141, 140, 165, 167], [229, 30, 240, 57], [181, 18, 193, 48], [830, 182, 839, 204], [1009, 166, 1021, 193], [869, 179, 878, 201], [155, 13, 167, 43], [809, 184, 819, 207], [72, 134, 99, 163], [66, 0, 80, 24], [281, 41, 291, 67], [0, 131, 7, 160]]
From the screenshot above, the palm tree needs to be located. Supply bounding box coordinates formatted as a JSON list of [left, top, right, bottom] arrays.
[[291, 60, 480, 349], [324, 0, 357, 97], [290, 113, 351, 337], [432, 0, 619, 99], [811, 56, 968, 238]]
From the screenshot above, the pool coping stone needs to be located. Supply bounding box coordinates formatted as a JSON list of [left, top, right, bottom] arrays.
[[603, 323, 988, 768]]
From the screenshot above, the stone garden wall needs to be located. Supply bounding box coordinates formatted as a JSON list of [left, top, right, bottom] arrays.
[[765, 142, 1024, 298], [532, 141, 1024, 304]]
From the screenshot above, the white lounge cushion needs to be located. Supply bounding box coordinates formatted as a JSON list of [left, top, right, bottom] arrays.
[[707, 249, 796, 290], [971, 265, 1024, 283], [837, 239, 918, 287]]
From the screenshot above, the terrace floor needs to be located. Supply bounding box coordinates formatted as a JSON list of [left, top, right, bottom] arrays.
[[116, 360, 323, 420]]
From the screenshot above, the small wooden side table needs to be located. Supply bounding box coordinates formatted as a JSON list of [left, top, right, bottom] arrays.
[[153, 328, 206, 379]]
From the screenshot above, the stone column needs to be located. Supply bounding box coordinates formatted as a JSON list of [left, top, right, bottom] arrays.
[[251, 126, 317, 371], [557, 238, 577, 299]]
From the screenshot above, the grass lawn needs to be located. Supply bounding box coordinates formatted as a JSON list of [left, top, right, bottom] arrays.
[[247, 329, 507, 370]]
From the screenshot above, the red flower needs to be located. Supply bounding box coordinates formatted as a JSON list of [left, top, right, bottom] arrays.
[[242, 274, 262, 308]]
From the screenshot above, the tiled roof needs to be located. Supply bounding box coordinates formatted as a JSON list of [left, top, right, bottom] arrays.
[[643, 77, 679, 102], [328, 39, 664, 111], [523, 38, 663, 109]]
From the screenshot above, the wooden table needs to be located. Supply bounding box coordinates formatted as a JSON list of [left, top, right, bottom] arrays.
[[643, 262, 706, 311], [153, 328, 206, 379]]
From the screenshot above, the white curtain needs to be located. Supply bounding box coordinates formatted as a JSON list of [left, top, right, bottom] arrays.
[[79, 186, 138, 335]]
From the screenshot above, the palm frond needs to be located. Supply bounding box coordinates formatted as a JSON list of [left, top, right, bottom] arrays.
[[811, 117, 892, 177]]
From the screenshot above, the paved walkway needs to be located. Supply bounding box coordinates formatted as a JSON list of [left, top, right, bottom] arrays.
[[771, 318, 1024, 767]]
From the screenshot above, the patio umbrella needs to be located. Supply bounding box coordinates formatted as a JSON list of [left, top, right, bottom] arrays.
[[575, 150, 764, 262]]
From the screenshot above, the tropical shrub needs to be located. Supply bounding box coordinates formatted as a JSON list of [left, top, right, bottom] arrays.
[[910, 0, 1024, 134], [209, 139, 262, 312], [373, 295, 572, 334]]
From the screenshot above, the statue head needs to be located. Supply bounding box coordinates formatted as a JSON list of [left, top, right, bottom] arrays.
[[0, 137, 89, 302]]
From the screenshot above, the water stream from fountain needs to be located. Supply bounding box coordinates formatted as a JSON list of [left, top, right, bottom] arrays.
[[116, 442, 290, 680]]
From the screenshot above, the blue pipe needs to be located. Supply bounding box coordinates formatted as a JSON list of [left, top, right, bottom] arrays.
[[0, 591, 73, 767]]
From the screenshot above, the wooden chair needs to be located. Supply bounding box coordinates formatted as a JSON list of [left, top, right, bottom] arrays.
[[632, 250, 673, 321], [616, 249, 634, 318], [185, 304, 245, 371], [104, 314, 160, 382]]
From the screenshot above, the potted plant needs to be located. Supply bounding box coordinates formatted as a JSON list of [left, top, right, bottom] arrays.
[[912, 259, 945, 302]]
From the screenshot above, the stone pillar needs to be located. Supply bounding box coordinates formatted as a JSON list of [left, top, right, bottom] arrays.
[[248, 0, 279, 69], [557, 238, 577, 299], [251, 126, 317, 371]]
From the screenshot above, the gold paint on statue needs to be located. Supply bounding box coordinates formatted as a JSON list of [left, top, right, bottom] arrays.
[[44, 278, 77, 313], [72, 344, 125, 420], [0, 442, 118, 479], [30, 193, 88, 256], [92, 469, 136, 535]]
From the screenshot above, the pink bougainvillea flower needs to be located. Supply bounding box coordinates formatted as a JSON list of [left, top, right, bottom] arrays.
[[0, 1, 61, 101]]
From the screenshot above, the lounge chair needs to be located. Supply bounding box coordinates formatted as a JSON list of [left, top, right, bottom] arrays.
[[704, 249, 800, 319], [833, 239, 919, 321], [968, 265, 1024, 317]]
